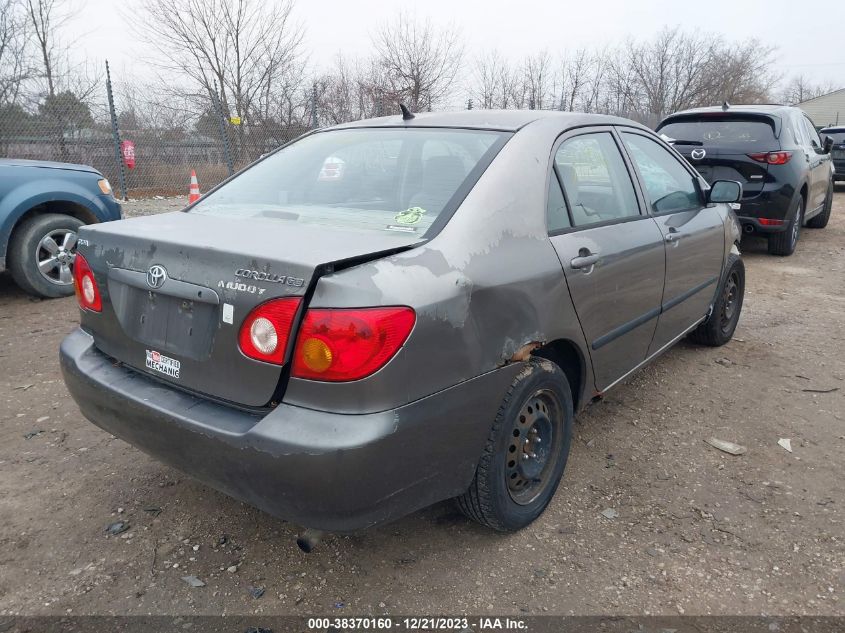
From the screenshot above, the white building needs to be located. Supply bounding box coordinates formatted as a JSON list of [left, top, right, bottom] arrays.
[[799, 88, 845, 128]]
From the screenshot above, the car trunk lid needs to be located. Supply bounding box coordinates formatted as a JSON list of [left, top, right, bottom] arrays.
[[77, 211, 417, 407]]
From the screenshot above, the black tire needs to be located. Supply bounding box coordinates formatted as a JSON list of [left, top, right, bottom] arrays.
[[8, 213, 84, 298], [806, 180, 833, 229], [456, 359, 574, 531], [689, 253, 745, 347], [767, 196, 803, 256]]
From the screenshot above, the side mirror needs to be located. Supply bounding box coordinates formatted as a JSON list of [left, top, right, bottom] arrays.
[[823, 136, 834, 154], [708, 180, 742, 204]]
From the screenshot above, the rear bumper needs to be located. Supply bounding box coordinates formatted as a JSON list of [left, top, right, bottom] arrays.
[[736, 184, 794, 233], [60, 328, 520, 532], [736, 216, 788, 234]]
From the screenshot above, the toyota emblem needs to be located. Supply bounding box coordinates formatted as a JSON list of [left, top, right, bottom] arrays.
[[146, 265, 168, 289], [691, 148, 706, 160]]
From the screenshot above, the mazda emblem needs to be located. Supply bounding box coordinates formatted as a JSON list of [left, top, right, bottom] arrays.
[[147, 264, 168, 289], [691, 148, 706, 160]]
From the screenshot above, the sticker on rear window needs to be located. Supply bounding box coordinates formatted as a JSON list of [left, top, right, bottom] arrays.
[[146, 350, 181, 379], [394, 207, 426, 225]]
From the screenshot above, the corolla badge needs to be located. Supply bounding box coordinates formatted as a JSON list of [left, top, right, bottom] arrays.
[[146, 264, 168, 289], [691, 148, 706, 160]]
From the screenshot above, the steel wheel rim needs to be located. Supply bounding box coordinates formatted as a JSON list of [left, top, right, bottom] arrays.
[[791, 200, 802, 248], [720, 271, 740, 333], [505, 389, 564, 505], [36, 228, 77, 286]]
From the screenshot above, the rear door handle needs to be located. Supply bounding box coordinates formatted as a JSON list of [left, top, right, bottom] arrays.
[[571, 252, 600, 269]]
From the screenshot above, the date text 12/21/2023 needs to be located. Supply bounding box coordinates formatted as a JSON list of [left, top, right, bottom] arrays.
[[305, 617, 527, 630]]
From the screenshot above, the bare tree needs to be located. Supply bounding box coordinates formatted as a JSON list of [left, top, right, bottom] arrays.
[[622, 28, 713, 119], [559, 48, 593, 112], [24, 0, 72, 97], [314, 56, 362, 125], [20, 0, 98, 108], [0, 0, 33, 105], [372, 11, 463, 111], [135, 0, 304, 125], [523, 50, 552, 110], [582, 48, 611, 113], [781, 75, 840, 105], [608, 28, 776, 123], [471, 49, 508, 110]]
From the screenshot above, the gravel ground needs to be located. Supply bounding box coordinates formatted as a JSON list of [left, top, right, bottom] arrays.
[[0, 190, 843, 616]]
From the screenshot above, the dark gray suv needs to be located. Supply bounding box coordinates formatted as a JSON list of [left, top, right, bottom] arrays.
[[658, 104, 834, 256], [60, 111, 745, 539]]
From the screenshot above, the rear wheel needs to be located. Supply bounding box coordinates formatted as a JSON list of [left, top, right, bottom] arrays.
[[456, 359, 573, 531], [8, 213, 83, 298], [806, 180, 833, 229], [689, 253, 745, 347], [767, 196, 802, 256]]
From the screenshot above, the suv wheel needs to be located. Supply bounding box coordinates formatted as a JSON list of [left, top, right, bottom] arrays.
[[8, 213, 84, 298], [456, 359, 573, 531], [806, 180, 833, 229], [768, 196, 803, 256], [689, 253, 745, 346]]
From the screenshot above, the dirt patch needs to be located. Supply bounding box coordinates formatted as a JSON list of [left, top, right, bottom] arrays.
[[0, 190, 843, 616]]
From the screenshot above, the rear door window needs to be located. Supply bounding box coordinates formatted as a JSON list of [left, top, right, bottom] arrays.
[[658, 118, 777, 151], [790, 116, 809, 148], [621, 132, 702, 214], [802, 117, 822, 149], [552, 132, 640, 228], [547, 170, 571, 233]]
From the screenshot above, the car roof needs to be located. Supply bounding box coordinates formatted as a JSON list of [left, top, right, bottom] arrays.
[[664, 104, 795, 118], [327, 109, 649, 132], [820, 126, 845, 133]]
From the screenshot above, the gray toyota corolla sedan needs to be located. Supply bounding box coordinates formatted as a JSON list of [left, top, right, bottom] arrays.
[[61, 110, 745, 538]]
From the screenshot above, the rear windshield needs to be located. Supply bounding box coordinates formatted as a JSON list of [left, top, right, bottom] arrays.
[[189, 127, 510, 238], [658, 117, 776, 150], [822, 130, 845, 143]]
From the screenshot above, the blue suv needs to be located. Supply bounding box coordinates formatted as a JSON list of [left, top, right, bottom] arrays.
[[0, 159, 122, 298]]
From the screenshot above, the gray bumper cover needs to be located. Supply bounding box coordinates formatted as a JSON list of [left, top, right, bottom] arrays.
[[60, 328, 520, 531]]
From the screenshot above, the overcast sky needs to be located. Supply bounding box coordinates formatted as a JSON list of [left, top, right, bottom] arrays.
[[77, 0, 843, 91]]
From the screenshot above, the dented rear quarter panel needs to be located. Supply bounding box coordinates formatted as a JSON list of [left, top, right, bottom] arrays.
[[283, 118, 596, 414]]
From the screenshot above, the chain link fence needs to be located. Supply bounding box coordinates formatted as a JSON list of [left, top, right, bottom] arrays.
[[0, 62, 666, 200], [0, 64, 314, 200]]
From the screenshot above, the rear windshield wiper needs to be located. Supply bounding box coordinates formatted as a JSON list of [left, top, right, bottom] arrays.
[[667, 140, 704, 146]]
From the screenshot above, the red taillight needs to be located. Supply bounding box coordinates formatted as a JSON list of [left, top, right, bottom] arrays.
[[238, 297, 301, 365], [759, 218, 784, 226], [292, 307, 415, 381], [747, 151, 792, 165], [73, 254, 101, 312]]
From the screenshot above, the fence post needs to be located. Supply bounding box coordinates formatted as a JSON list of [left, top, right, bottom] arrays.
[[210, 88, 234, 177], [105, 60, 128, 201], [311, 83, 318, 129]]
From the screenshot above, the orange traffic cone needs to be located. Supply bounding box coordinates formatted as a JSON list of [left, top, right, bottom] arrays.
[[188, 170, 201, 204]]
